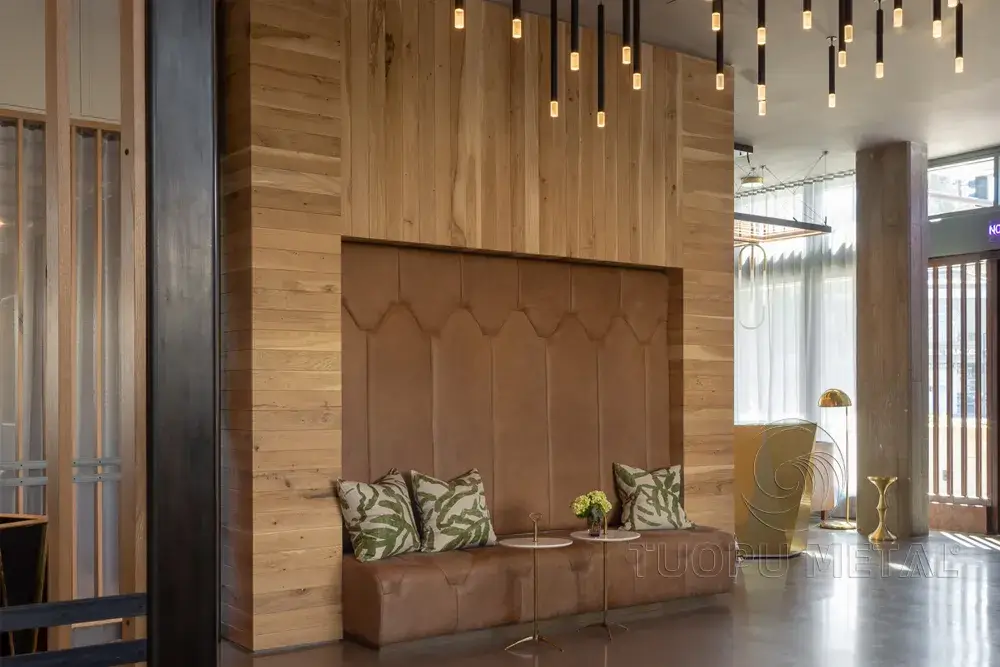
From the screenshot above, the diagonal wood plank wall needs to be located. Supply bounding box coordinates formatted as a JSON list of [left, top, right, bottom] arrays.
[[221, 0, 734, 651]]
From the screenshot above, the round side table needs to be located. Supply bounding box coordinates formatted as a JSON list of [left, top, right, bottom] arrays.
[[498, 536, 573, 652], [570, 529, 641, 640]]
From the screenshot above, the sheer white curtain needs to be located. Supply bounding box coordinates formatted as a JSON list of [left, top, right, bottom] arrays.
[[735, 176, 858, 493]]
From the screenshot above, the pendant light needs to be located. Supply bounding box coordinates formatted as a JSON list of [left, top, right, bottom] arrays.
[[845, 0, 854, 43], [933, 0, 942, 39], [757, 0, 766, 45], [838, 0, 847, 67], [622, 0, 632, 65], [875, 1, 884, 78], [571, 0, 581, 71], [598, 2, 607, 126], [632, 0, 642, 89], [512, 0, 522, 39], [712, 0, 721, 31], [828, 37, 837, 107], [716, 0, 725, 90], [948, 0, 958, 7], [550, 0, 559, 117], [757, 43, 766, 115], [803, 0, 812, 30], [955, 1, 964, 72], [893, 0, 903, 28], [454, 0, 465, 29]]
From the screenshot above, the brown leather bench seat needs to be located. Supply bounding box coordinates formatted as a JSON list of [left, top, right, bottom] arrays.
[[343, 526, 736, 647]]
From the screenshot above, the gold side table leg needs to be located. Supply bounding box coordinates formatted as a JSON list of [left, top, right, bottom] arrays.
[[581, 541, 628, 640], [506, 547, 562, 652]]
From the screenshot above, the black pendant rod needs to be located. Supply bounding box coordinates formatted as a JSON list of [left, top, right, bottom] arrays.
[[876, 1, 884, 77], [803, 0, 812, 29], [716, 0, 725, 90], [598, 1, 606, 125], [632, 0, 642, 89], [845, 0, 854, 42], [622, 0, 632, 64], [757, 0, 766, 45], [513, 0, 522, 39], [828, 37, 837, 107], [551, 0, 559, 116], [933, 0, 942, 38], [837, 0, 847, 66], [956, 0, 964, 72], [757, 43, 766, 115], [571, 0, 580, 70]]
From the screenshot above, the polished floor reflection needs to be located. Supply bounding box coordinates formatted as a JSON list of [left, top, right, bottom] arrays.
[[222, 530, 1000, 667]]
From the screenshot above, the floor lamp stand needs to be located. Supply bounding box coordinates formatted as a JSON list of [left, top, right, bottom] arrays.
[[820, 405, 856, 531]]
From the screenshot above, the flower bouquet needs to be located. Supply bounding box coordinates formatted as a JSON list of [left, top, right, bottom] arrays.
[[571, 490, 613, 537]]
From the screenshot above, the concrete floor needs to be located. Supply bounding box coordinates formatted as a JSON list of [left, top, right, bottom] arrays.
[[221, 529, 1000, 667]]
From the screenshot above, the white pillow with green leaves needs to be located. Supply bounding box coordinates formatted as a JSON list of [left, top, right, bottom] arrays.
[[337, 468, 420, 562], [411, 469, 497, 552], [613, 462, 692, 531]]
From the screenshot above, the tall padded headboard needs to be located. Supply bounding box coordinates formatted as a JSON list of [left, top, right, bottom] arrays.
[[342, 242, 676, 535]]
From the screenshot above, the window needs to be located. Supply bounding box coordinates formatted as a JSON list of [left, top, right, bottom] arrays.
[[928, 157, 996, 217]]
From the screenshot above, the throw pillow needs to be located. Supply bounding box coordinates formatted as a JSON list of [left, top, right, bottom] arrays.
[[613, 462, 693, 531], [411, 469, 497, 552], [337, 468, 420, 562]]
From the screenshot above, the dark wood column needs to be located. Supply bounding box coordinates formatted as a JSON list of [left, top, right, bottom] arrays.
[[855, 141, 930, 538], [147, 0, 219, 664]]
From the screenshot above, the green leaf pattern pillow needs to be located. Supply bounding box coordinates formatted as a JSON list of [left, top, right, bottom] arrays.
[[613, 462, 692, 531], [337, 468, 420, 562], [411, 469, 497, 553]]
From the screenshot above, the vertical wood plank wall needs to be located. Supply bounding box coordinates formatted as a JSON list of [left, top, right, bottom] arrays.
[[221, 0, 734, 651]]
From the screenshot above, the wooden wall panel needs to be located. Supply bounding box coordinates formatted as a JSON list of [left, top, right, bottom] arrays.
[[222, 0, 734, 651]]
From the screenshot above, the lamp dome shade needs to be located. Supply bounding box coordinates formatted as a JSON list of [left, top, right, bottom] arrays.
[[817, 388, 852, 408]]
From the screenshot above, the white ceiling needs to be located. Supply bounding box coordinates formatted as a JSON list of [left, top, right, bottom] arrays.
[[488, 0, 1000, 184]]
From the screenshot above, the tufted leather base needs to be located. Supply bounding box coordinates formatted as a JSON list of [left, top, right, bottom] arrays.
[[343, 527, 736, 647]]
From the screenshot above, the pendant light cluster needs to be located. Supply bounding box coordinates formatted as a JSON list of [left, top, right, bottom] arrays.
[[717, 0, 968, 116], [453, 0, 644, 128]]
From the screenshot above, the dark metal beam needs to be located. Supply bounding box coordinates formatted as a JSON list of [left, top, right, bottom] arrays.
[[0, 594, 147, 633], [735, 141, 754, 154], [147, 0, 219, 665], [735, 211, 832, 234]]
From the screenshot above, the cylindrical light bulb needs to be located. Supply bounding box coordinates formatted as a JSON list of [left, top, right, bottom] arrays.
[[758, 99, 766, 116], [550, 100, 559, 117], [845, 24, 854, 43], [828, 92, 836, 108], [597, 111, 606, 128], [622, 45, 632, 65], [955, 56, 964, 73], [876, 61, 884, 79], [757, 84, 766, 101], [893, 7, 903, 28], [757, 27, 766, 45], [454, 7, 465, 29], [933, 19, 942, 39], [512, 18, 522, 39], [571, 52, 580, 71], [803, 10, 812, 29], [633, 72, 642, 90], [839, 50, 847, 68], [716, 73, 725, 90], [948, 0, 958, 7], [712, 12, 721, 31]]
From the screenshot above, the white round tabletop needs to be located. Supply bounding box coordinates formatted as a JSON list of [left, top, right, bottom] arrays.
[[498, 536, 573, 549], [569, 529, 641, 543]]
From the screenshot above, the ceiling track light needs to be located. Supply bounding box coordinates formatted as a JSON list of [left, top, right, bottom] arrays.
[[845, 0, 854, 42], [571, 0, 581, 71], [712, 0, 721, 31], [955, 1, 964, 72], [876, 1, 884, 78], [757, 0, 766, 45], [550, 0, 559, 117], [512, 0, 522, 39], [716, 0, 725, 90], [893, 0, 903, 27], [757, 44, 766, 115], [803, 0, 812, 29], [633, 0, 642, 89], [838, 0, 848, 67], [933, 0, 942, 38], [454, 0, 465, 29], [598, 2, 607, 125], [828, 37, 837, 107], [622, 0, 632, 65]]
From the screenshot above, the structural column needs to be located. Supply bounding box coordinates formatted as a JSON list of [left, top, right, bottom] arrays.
[[855, 141, 929, 538]]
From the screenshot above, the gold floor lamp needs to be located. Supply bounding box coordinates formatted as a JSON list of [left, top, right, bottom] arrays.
[[817, 388, 855, 530]]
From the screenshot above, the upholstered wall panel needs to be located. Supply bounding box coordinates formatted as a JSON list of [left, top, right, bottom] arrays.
[[343, 243, 677, 535]]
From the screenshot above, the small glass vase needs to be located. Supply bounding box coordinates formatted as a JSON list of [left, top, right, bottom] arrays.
[[587, 513, 604, 537]]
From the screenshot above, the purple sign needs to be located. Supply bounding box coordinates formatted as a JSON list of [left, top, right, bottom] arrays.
[[991, 221, 1000, 239]]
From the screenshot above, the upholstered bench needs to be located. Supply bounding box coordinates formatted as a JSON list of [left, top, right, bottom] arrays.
[[343, 526, 736, 647]]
